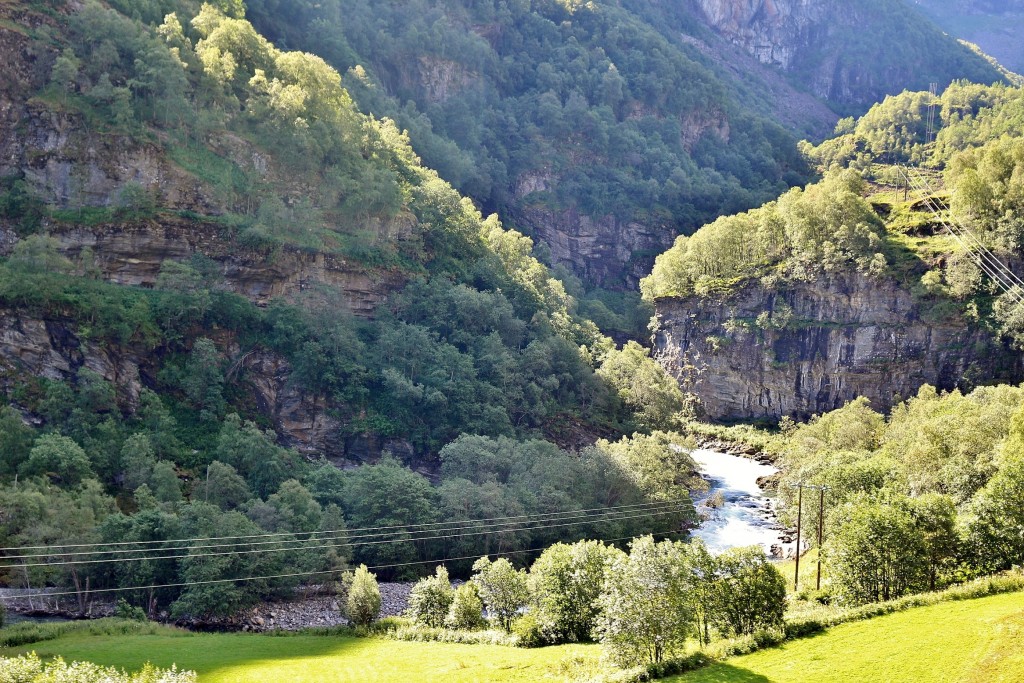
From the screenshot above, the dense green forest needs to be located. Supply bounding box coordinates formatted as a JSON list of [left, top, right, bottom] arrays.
[[642, 81, 1024, 343], [0, 0, 701, 616]]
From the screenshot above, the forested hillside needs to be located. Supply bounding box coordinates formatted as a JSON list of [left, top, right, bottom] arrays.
[[0, 0, 701, 616], [644, 81, 1024, 419], [222, 0, 1001, 291]]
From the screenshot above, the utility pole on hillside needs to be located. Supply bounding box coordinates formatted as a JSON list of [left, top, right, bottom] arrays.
[[790, 483, 830, 592]]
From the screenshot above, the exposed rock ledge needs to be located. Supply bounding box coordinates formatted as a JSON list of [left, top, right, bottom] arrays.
[[654, 271, 1024, 421]]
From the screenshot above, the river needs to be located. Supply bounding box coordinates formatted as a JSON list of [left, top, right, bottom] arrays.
[[690, 448, 787, 556]]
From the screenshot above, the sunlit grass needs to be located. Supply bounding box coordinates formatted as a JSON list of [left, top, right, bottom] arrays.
[[4, 630, 599, 683], [670, 591, 1024, 683]]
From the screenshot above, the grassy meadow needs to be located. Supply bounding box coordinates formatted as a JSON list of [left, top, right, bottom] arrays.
[[2, 590, 1021, 682], [670, 591, 1024, 683], [3, 628, 598, 683]]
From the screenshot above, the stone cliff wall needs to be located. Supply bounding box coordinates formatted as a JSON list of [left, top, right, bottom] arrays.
[[653, 272, 1024, 420], [690, 0, 999, 107]]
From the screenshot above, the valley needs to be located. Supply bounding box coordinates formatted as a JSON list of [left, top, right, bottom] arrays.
[[1, 0, 1024, 681]]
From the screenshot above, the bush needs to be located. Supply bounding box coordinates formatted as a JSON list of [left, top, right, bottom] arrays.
[[446, 582, 487, 631], [345, 565, 381, 626], [407, 566, 454, 628], [114, 599, 148, 622], [0, 652, 196, 682], [511, 614, 544, 648]]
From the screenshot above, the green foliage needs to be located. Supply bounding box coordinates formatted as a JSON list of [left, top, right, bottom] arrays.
[[0, 652, 196, 683], [641, 170, 884, 300], [595, 535, 695, 666], [346, 564, 382, 626], [245, 0, 807, 263], [824, 496, 930, 605], [527, 540, 623, 644], [510, 613, 545, 648], [407, 566, 455, 628], [445, 582, 487, 631], [593, 432, 703, 503], [114, 598, 149, 622], [711, 546, 787, 637], [20, 434, 93, 488], [470, 556, 529, 632], [596, 342, 689, 429]]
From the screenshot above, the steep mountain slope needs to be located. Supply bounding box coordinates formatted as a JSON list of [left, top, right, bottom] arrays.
[[236, 0, 1001, 291], [0, 1, 700, 607], [690, 0, 1001, 110], [644, 83, 1024, 420], [913, 0, 1024, 73]]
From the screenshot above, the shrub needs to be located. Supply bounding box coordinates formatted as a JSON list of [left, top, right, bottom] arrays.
[[446, 582, 487, 630], [407, 566, 454, 628], [511, 614, 544, 648], [345, 565, 381, 626], [0, 652, 196, 682], [114, 599, 148, 622]]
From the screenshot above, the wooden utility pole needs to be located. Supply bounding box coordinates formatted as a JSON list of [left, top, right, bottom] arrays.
[[791, 483, 829, 592], [794, 484, 803, 592], [816, 486, 826, 591]]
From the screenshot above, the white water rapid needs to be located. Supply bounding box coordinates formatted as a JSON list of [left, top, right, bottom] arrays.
[[690, 448, 784, 555]]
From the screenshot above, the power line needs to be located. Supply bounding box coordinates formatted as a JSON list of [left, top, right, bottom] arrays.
[[0, 500, 680, 554], [898, 166, 1024, 304], [0, 505, 687, 570], [0, 532, 669, 603], [1, 500, 680, 560], [909, 168, 1024, 292]]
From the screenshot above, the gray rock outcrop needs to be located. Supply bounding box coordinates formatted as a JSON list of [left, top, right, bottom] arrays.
[[653, 271, 1024, 420]]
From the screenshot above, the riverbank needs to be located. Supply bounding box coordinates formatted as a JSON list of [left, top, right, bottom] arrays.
[[0, 584, 415, 633]]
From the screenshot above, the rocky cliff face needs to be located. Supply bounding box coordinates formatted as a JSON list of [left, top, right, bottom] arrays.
[[653, 272, 1024, 420], [690, 0, 1001, 107]]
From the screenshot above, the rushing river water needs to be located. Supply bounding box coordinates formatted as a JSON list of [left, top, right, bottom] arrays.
[[690, 449, 785, 555]]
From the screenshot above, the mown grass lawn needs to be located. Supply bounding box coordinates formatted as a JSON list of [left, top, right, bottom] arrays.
[[670, 591, 1024, 683], [5, 630, 598, 682]]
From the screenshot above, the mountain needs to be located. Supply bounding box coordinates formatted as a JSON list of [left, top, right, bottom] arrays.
[[234, 0, 1001, 291], [643, 82, 1024, 420], [913, 0, 1024, 73]]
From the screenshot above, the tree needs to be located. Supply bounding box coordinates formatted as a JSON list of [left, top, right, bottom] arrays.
[[180, 338, 225, 421], [527, 540, 622, 644], [340, 457, 437, 573], [595, 536, 695, 666], [407, 565, 455, 628], [50, 48, 81, 104], [20, 435, 93, 488], [201, 461, 252, 510], [711, 546, 786, 636], [965, 455, 1024, 573], [824, 497, 929, 605], [446, 582, 486, 630], [149, 461, 182, 503], [346, 564, 381, 626], [910, 493, 959, 590], [0, 407, 34, 477], [470, 556, 528, 632], [596, 341, 689, 429]]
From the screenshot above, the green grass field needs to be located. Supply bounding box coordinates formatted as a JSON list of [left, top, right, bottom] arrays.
[[4, 629, 598, 682], [670, 591, 1024, 683], [4, 591, 1022, 682]]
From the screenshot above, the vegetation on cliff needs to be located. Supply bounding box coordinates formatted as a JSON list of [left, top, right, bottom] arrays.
[[0, 0, 699, 618]]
